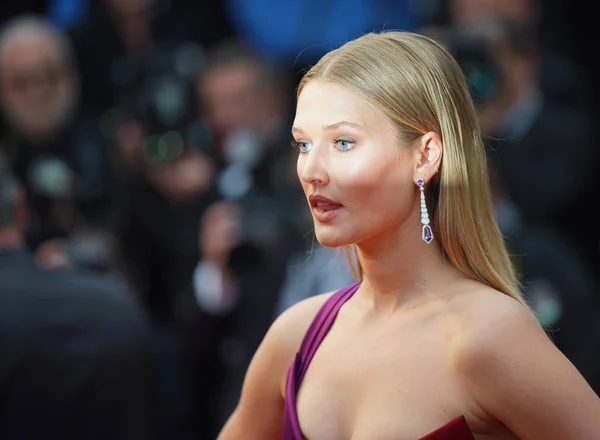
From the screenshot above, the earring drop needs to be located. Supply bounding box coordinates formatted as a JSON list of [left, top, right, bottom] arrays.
[[416, 178, 434, 244]]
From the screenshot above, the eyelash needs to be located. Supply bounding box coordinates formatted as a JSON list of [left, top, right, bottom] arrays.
[[290, 139, 307, 153], [335, 139, 354, 152], [291, 139, 355, 154]]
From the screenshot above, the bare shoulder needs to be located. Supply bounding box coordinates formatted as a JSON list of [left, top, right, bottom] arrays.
[[449, 283, 547, 367], [445, 285, 600, 438], [270, 291, 337, 354], [461, 283, 541, 329]]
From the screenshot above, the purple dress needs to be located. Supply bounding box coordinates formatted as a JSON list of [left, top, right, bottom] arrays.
[[282, 283, 475, 440]]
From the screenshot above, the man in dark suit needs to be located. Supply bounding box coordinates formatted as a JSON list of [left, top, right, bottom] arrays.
[[0, 165, 158, 439]]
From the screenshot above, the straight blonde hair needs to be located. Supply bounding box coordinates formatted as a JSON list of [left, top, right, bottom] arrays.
[[298, 31, 526, 305]]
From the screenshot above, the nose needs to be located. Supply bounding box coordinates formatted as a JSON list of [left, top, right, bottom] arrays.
[[298, 145, 329, 186], [22, 76, 54, 101]]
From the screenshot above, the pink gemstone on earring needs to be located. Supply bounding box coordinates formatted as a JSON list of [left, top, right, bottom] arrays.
[[422, 224, 434, 244]]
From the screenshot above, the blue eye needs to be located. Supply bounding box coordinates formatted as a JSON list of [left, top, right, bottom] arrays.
[[336, 139, 354, 151], [299, 142, 311, 153], [292, 140, 311, 153]]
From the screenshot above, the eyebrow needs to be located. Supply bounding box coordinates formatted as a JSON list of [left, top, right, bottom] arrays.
[[291, 120, 364, 136], [323, 120, 364, 131]]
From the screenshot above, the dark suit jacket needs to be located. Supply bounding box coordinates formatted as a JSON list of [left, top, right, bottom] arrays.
[[0, 247, 158, 440], [174, 243, 288, 439], [491, 98, 599, 270]]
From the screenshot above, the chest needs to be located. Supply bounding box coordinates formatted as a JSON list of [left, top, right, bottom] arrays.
[[295, 321, 467, 440]]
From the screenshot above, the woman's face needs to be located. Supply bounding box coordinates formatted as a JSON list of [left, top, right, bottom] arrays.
[[293, 81, 419, 248]]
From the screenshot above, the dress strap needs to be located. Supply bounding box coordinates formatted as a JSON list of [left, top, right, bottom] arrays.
[[295, 282, 361, 384]]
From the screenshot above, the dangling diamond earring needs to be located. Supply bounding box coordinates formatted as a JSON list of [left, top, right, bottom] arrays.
[[416, 178, 434, 244]]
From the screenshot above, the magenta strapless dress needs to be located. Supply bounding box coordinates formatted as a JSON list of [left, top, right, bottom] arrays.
[[282, 282, 475, 440]]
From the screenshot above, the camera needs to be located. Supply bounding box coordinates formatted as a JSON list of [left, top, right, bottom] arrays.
[[445, 26, 500, 105], [114, 41, 212, 166]]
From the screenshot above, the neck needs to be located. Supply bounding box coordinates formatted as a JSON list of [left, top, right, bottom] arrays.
[[0, 227, 22, 251], [356, 218, 460, 315]]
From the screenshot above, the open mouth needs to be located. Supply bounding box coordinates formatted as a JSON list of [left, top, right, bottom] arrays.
[[309, 194, 343, 223]]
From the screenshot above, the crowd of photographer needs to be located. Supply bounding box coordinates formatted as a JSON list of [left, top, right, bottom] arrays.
[[0, 0, 598, 439]]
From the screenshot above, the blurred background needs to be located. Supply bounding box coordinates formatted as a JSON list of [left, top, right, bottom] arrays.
[[0, 0, 597, 438]]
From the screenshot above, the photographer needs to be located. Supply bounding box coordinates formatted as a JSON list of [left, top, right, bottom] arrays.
[[112, 110, 220, 324], [442, 17, 600, 390], [172, 39, 307, 437], [0, 16, 115, 250], [443, 17, 598, 266], [110, 101, 222, 440]]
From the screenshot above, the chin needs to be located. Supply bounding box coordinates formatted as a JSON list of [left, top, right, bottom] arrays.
[[314, 227, 353, 248]]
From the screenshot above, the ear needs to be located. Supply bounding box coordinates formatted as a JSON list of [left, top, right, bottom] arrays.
[[413, 131, 442, 184]]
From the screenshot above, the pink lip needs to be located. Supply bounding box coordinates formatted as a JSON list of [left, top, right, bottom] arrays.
[[308, 194, 343, 223]]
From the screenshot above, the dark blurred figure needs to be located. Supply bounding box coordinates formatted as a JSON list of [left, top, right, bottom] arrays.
[[0, 163, 159, 439], [444, 17, 598, 270], [0, 16, 114, 250], [194, 39, 305, 294], [175, 197, 297, 439], [111, 77, 220, 323], [106, 54, 223, 438], [420, 0, 594, 112], [198, 39, 291, 149], [197, 39, 302, 237], [65, 0, 226, 323], [444, 0, 595, 80], [441, 17, 600, 390], [68, 0, 231, 117], [173, 40, 305, 437]]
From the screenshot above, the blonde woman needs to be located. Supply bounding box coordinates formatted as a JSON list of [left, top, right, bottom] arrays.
[[217, 31, 600, 440]]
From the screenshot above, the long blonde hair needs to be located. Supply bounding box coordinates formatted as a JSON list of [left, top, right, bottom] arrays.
[[298, 31, 526, 305]]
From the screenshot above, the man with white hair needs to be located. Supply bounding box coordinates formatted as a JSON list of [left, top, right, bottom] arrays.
[[0, 16, 114, 250], [0, 16, 78, 141]]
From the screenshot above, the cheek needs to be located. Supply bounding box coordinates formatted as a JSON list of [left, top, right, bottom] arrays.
[[340, 158, 414, 218], [337, 156, 400, 199]]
